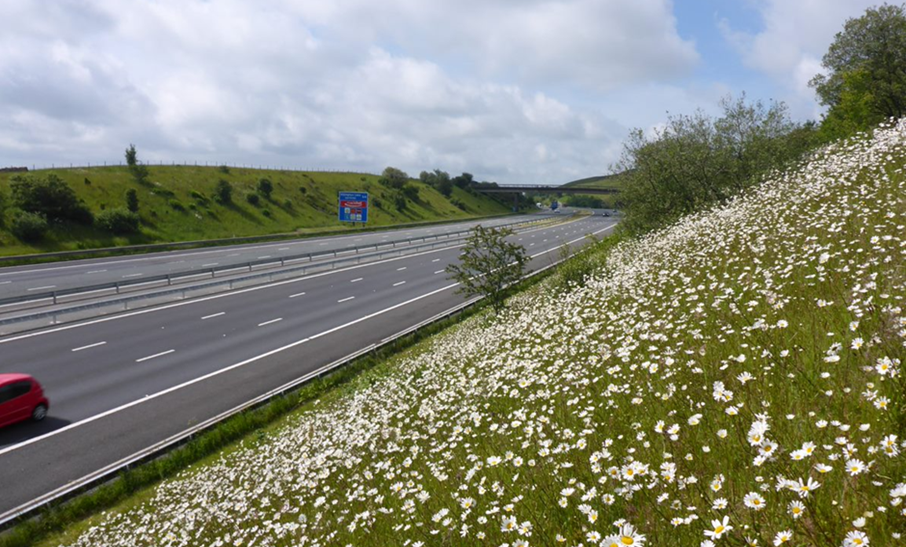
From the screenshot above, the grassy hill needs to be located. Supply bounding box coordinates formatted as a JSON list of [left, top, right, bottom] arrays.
[[562, 172, 626, 190], [29, 122, 906, 547], [0, 166, 513, 257]]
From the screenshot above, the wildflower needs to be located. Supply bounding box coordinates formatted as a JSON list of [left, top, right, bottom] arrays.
[[704, 516, 732, 540], [846, 459, 866, 476], [843, 530, 870, 546], [788, 500, 805, 519], [501, 516, 517, 533], [794, 477, 820, 498], [744, 492, 766, 510], [773, 530, 792, 545]]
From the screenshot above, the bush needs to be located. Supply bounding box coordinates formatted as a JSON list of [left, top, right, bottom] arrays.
[[262, 209, 272, 218], [10, 174, 93, 224], [219, 165, 230, 174], [96, 208, 140, 235], [257, 178, 273, 199], [379, 167, 408, 189], [12, 211, 49, 242], [298, 186, 307, 195], [125, 188, 139, 213], [401, 184, 420, 203], [169, 199, 186, 212], [214, 179, 232, 204], [246, 193, 260, 206]]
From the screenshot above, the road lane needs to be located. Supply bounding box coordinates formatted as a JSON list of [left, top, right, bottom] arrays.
[[0, 214, 616, 517]]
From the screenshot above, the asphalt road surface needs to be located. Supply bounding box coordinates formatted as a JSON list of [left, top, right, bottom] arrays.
[[0, 214, 617, 518], [0, 214, 543, 301]]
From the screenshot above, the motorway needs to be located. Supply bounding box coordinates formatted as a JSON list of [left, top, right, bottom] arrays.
[[0, 214, 541, 300], [0, 212, 616, 518]]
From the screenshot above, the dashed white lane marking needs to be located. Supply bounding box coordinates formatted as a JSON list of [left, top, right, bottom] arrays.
[[202, 263, 219, 267], [72, 341, 106, 352], [258, 318, 283, 327], [319, 243, 328, 246], [397, 267, 407, 271], [27, 285, 56, 291], [278, 247, 290, 251], [434, 270, 445, 274], [393, 281, 406, 287], [0, 281, 10, 285], [136, 349, 175, 363], [431, 258, 441, 262], [201, 312, 225, 320], [289, 292, 306, 298], [122, 273, 143, 278], [228, 253, 240, 257], [338, 296, 355, 303], [350, 278, 363, 283], [258, 256, 271, 260], [86, 270, 107, 274]]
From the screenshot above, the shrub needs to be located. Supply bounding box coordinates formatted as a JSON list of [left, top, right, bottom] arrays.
[[372, 197, 383, 210], [282, 199, 292, 209], [125, 188, 139, 213], [262, 209, 272, 218], [298, 186, 307, 195], [219, 165, 230, 174], [257, 178, 273, 199], [393, 194, 407, 211], [96, 208, 140, 235], [214, 179, 233, 204], [10, 174, 93, 224], [11, 211, 49, 242], [379, 167, 408, 189], [169, 199, 186, 212], [246, 193, 260, 206], [401, 184, 420, 203]]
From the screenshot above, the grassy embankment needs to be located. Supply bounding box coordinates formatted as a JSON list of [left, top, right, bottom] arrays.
[[23, 121, 906, 546], [0, 166, 512, 257]]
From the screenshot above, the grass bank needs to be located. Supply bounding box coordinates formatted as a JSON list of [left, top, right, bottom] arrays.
[[0, 166, 513, 257], [17, 121, 906, 546]]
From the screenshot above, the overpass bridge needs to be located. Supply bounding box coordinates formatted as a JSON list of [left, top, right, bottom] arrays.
[[469, 184, 619, 195]]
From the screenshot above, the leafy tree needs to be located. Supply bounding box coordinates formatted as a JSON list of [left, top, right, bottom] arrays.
[[810, 4, 906, 135], [401, 184, 421, 203], [96, 208, 140, 234], [125, 144, 150, 185], [125, 188, 139, 213], [215, 179, 233, 204], [257, 177, 274, 199], [11, 211, 49, 242], [379, 167, 409, 189], [446, 225, 528, 314], [615, 94, 808, 233], [10, 174, 93, 224], [452, 172, 474, 189]]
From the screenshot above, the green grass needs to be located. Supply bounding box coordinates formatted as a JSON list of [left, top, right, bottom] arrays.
[[12, 124, 906, 547], [0, 166, 512, 257], [561, 172, 626, 190]]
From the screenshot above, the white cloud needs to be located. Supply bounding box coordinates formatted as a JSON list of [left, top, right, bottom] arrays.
[[719, 0, 878, 118], [0, 0, 700, 182]]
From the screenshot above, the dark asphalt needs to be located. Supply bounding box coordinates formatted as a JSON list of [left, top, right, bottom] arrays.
[[0, 214, 542, 300], [0, 214, 616, 516]]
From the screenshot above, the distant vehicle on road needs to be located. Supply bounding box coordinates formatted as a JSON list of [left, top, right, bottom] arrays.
[[0, 374, 49, 428]]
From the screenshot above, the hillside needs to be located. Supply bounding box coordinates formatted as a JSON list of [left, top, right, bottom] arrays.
[[562, 172, 626, 190], [47, 121, 906, 547], [0, 166, 513, 257]]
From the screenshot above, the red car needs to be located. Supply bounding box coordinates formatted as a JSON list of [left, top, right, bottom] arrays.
[[0, 374, 49, 428]]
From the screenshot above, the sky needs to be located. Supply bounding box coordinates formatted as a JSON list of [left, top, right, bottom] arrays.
[[0, 0, 882, 184]]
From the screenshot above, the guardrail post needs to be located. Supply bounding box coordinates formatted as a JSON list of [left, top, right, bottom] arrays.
[[281, 258, 285, 266], [52, 291, 57, 305], [248, 262, 252, 272], [211, 269, 215, 278], [115, 282, 120, 294], [167, 274, 171, 286]]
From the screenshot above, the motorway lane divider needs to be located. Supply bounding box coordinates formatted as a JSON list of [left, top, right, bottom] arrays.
[[0, 215, 558, 313], [0, 218, 615, 531], [0, 215, 574, 336]]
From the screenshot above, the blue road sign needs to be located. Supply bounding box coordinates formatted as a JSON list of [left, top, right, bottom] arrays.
[[338, 191, 369, 223]]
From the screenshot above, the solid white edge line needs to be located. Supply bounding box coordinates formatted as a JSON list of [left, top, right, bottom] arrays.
[[0, 215, 585, 345], [0, 280, 462, 457], [257, 318, 283, 327], [201, 312, 225, 320], [71, 341, 106, 352], [27, 286, 56, 291], [135, 349, 175, 363], [337, 296, 355, 303]]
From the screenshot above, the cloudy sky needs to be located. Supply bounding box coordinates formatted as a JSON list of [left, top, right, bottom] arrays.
[[0, 0, 881, 184]]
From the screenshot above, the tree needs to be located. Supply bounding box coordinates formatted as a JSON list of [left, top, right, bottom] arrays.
[[10, 174, 93, 224], [96, 208, 140, 234], [125, 188, 139, 213], [257, 177, 274, 199], [379, 167, 409, 189], [809, 4, 906, 135], [215, 179, 233, 204], [125, 144, 150, 185], [452, 172, 474, 189], [446, 225, 528, 313]]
